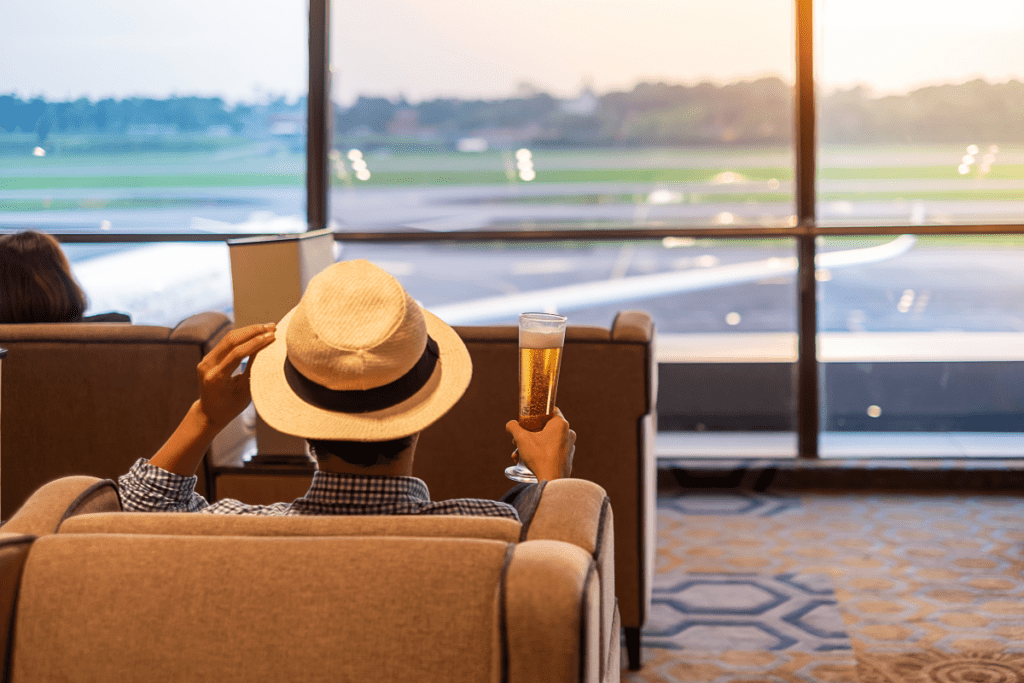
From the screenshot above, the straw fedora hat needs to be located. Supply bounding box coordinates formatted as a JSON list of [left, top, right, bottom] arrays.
[[250, 260, 472, 441]]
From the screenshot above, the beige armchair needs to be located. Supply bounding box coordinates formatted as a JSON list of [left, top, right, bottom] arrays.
[[1, 475, 619, 683], [415, 310, 656, 670], [0, 312, 233, 519]]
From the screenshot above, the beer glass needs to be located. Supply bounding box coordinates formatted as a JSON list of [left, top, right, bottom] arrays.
[[505, 312, 567, 482]]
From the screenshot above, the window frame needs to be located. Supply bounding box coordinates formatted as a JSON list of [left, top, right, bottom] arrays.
[[10, 0, 1024, 458]]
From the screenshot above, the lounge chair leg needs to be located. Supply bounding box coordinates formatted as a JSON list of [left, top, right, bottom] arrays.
[[624, 627, 641, 670]]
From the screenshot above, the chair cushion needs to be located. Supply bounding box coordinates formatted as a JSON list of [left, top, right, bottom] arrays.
[[59, 511, 522, 543]]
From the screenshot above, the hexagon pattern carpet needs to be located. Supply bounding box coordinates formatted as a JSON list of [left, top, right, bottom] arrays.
[[624, 481, 1024, 682]]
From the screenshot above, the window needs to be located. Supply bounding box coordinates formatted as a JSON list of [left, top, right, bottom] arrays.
[[815, 0, 1024, 456], [3, 0, 1022, 455]]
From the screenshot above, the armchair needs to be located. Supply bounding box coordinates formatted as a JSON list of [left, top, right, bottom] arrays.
[[0, 312, 233, 519], [1, 475, 620, 683], [415, 310, 656, 669]]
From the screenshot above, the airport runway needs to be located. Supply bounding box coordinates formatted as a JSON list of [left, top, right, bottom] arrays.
[[5, 178, 1024, 231], [61, 237, 1024, 336]]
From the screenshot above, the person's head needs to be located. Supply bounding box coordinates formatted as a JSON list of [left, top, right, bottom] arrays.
[[0, 231, 87, 324], [250, 260, 472, 470]]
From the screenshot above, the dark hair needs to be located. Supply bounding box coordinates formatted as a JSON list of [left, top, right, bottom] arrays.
[[308, 435, 415, 468], [0, 231, 87, 324]]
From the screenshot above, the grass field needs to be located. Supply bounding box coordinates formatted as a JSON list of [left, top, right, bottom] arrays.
[[2, 139, 1022, 212]]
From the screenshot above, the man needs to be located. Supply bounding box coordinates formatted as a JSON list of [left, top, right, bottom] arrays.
[[119, 259, 575, 519]]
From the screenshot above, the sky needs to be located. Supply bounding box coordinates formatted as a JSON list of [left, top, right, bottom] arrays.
[[1, 0, 1022, 104]]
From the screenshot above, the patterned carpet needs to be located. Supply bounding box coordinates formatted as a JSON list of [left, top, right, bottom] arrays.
[[624, 468, 1024, 682]]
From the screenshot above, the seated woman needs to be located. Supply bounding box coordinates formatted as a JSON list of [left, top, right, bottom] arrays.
[[0, 230, 129, 323]]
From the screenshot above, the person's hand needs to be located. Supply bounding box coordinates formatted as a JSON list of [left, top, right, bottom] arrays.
[[195, 323, 276, 430], [506, 407, 575, 481]]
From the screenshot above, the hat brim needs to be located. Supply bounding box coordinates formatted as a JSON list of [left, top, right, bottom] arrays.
[[250, 305, 472, 441]]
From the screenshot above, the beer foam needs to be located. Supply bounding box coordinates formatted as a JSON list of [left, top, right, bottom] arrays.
[[520, 329, 563, 349]]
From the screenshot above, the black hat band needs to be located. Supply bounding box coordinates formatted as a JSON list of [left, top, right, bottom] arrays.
[[283, 336, 440, 414]]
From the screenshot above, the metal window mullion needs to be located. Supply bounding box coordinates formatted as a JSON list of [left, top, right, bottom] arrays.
[[307, 0, 331, 231], [795, 0, 819, 458]]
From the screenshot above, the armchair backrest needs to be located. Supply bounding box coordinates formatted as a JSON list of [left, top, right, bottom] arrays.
[[0, 312, 231, 519], [13, 533, 532, 682]]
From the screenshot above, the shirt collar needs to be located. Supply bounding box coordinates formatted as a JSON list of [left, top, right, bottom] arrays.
[[303, 470, 432, 505]]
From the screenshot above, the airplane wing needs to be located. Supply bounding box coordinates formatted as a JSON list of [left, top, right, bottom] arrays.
[[428, 235, 917, 324]]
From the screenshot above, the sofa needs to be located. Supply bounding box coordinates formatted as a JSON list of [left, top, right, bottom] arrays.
[[0, 474, 620, 682], [0, 313, 233, 519]]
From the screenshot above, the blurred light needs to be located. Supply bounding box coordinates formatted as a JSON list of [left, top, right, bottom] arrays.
[[347, 149, 363, 161], [712, 171, 740, 184], [456, 137, 488, 153], [328, 150, 341, 161], [32, 147, 45, 157], [910, 201, 926, 225], [519, 168, 536, 182], [516, 159, 532, 171], [866, 405, 882, 418], [100, 220, 112, 230], [515, 148, 532, 161], [767, 178, 780, 190], [962, 154, 975, 164], [662, 236, 695, 248], [355, 169, 371, 181], [966, 144, 979, 155], [725, 312, 741, 325], [831, 200, 854, 215], [648, 189, 682, 204], [352, 159, 368, 172], [715, 212, 735, 224], [815, 268, 832, 282], [897, 289, 915, 313], [695, 255, 719, 267], [958, 164, 971, 175]]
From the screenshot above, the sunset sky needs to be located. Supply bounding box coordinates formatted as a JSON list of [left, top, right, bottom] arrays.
[[2, 0, 1022, 104]]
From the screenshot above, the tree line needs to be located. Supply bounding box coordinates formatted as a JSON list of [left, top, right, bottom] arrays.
[[2, 77, 1022, 148]]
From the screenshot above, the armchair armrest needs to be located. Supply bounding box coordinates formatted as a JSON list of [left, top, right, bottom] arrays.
[[506, 540, 602, 683], [2, 477, 121, 536], [611, 310, 653, 343], [0, 533, 35, 680], [169, 311, 232, 354], [523, 479, 617, 682]]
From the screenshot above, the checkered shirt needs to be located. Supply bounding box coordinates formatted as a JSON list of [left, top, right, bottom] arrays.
[[118, 458, 520, 520]]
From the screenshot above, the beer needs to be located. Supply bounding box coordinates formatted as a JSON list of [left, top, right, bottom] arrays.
[[506, 312, 566, 483], [518, 330, 563, 432]]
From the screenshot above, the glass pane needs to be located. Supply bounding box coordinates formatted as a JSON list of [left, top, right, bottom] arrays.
[[816, 0, 1024, 226], [330, 0, 795, 233], [65, 242, 233, 326], [0, 0, 308, 235], [818, 235, 1024, 456], [340, 238, 799, 457]]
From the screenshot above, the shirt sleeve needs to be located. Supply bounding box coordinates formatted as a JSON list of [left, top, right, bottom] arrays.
[[118, 458, 210, 513], [499, 482, 545, 527]]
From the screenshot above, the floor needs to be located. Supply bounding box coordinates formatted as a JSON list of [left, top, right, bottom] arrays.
[[622, 463, 1024, 683]]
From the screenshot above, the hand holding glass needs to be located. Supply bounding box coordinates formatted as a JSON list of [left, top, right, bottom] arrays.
[[505, 312, 567, 482]]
